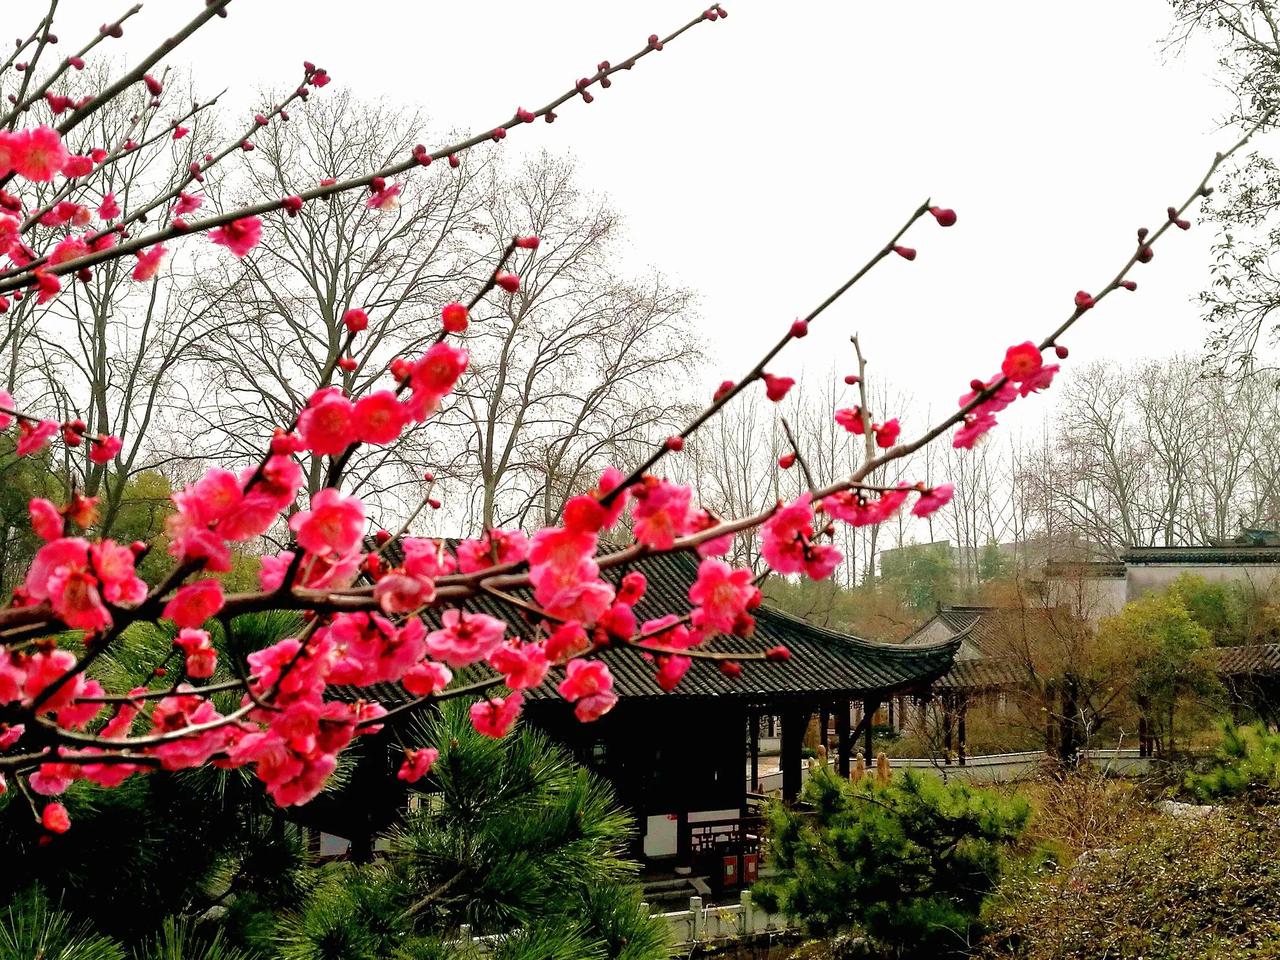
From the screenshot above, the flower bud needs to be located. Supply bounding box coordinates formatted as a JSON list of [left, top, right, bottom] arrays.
[[342, 307, 369, 333], [892, 245, 916, 261], [1074, 291, 1095, 310], [1120, 280, 1137, 292], [495, 271, 520, 293], [515, 235, 540, 249], [929, 206, 957, 226], [1054, 344, 1068, 359], [665, 436, 684, 451], [778, 452, 796, 469], [790, 319, 808, 337], [441, 302, 468, 333], [714, 380, 734, 401]]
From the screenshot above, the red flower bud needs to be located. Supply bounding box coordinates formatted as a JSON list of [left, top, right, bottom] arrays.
[[844, 374, 859, 385], [719, 660, 742, 677], [441, 302, 469, 333], [68, 56, 84, 70], [370, 176, 386, 192], [491, 127, 507, 141], [423, 471, 435, 482], [1074, 291, 1095, 310], [448, 154, 460, 168], [495, 271, 520, 293], [516, 107, 535, 123], [337, 356, 357, 372], [240, 140, 254, 151], [969, 378, 986, 391], [892, 245, 916, 261], [1137, 227, 1149, 241], [1120, 280, 1137, 292], [1136, 246, 1153, 263], [342, 307, 369, 333], [714, 380, 734, 401], [254, 113, 268, 126], [374, 529, 392, 545], [389, 357, 411, 380], [1054, 344, 1068, 359], [515, 235, 540, 249], [929, 206, 957, 227], [665, 435, 685, 451], [648, 34, 664, 50], [790, 319, 808, 338], [428, 497, 442, 510], [764, 645, 791, 661], [778, 452, 797, 469], [281, 195, 303, 216], [100, 22, 124, 39]]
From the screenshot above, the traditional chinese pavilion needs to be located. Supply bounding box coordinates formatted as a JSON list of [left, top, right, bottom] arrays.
[[325, 549, 961, 874]]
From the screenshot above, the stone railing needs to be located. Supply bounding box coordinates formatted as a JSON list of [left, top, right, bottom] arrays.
[[456, 891, 795, 953]]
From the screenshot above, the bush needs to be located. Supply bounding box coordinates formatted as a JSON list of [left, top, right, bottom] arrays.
[[753, 767, 1028, 956], [1186, 721, 1280, 801], [986, 806, 1280, 959]]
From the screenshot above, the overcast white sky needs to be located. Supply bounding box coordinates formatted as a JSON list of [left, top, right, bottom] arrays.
[[53, 1, 1243, 432]]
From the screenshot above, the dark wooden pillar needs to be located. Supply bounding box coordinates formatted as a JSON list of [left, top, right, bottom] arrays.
[[749, 710, 760, 792], [957, 697, 968, 766], [781, 707, 804, 802], [863, 699, 879, 763], [942, 694, 954, 766], [836, 700, 852, 778]]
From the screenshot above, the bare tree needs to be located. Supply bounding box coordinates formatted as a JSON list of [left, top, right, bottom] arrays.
[[184, 89, 494, 519], [441, 153, 698, 532]]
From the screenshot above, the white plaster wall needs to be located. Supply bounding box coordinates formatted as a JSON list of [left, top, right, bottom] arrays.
[[1039, 576, 1127, 624], [1126, 564, 1280, 601]]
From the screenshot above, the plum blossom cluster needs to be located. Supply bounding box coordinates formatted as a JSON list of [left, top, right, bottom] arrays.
[[951, 341, 1060, 450]]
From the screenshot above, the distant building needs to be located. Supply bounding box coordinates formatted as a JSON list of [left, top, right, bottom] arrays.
[[1034, 529, 1280, 623]]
